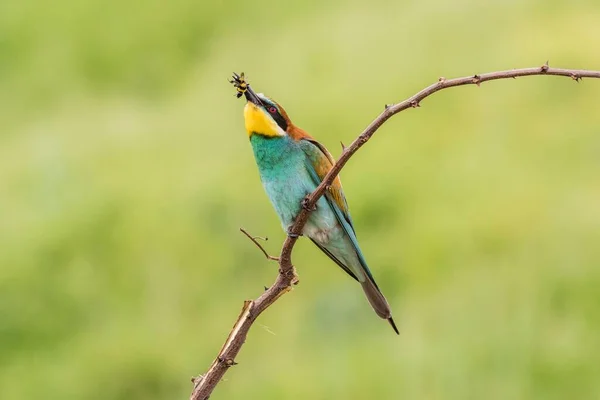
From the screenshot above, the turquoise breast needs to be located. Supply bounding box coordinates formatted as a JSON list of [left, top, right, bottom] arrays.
[[250, 134, 312, 228]]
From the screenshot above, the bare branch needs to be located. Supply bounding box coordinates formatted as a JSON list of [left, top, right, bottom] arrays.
[[239, 227, 279, 261], [190, 65, 600, 400]]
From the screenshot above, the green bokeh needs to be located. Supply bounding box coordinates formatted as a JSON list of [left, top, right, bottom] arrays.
[[1, 0, 600, 399]]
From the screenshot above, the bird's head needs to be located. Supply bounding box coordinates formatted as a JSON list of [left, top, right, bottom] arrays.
[[230, 72, 292, 138]]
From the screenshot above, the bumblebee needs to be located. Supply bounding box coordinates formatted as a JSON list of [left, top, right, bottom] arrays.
[[230, 72, 249, 98]]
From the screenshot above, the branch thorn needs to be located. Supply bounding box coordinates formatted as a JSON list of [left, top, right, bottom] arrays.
[[472, 74, 481, 86], [410, 100, 420, 108], [218, 357, 237, 367], [438, 76, 446, 83], [340, 141, 346, 150], [541, 61, 549, 73]]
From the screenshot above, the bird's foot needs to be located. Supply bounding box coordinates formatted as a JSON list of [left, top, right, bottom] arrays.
[[301, 196, 316, 212], [286, 227, 302, 239]]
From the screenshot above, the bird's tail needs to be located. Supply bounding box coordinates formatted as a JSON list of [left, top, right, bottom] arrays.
[[360, 278, 399, 335]]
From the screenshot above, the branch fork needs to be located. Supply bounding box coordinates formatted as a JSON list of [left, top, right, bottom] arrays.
[[239, 228, 279, 262]]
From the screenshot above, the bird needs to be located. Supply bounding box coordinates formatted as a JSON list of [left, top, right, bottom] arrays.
[[230, 73, 398, 334]]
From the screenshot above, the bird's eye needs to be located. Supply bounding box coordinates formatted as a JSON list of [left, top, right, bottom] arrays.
[[268, 106, 277, 114]]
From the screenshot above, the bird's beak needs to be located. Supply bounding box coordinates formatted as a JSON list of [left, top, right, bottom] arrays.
[[244, 86, 263, 107]]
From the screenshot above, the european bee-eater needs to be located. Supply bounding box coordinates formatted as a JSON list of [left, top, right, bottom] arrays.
[[230, 73, 398, 334]]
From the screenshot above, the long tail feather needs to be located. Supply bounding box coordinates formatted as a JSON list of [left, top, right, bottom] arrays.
[[360, 278, 398, 334], [387, 317, 400, 335]]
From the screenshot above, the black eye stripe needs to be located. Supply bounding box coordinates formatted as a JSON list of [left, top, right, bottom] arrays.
[[272, 111, 288, 131], [262, 100, 288, 131]]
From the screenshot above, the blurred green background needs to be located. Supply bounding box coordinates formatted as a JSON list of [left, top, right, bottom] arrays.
[[1, 0, 600, 399]]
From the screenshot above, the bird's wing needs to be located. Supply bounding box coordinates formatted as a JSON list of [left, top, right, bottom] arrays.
[[298, 137, 377, 285], [299, 138, 353, 225], [309, 238, 359, 282]]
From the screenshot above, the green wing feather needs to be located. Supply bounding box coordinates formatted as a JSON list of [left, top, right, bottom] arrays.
[[299, 138, 378, 286]]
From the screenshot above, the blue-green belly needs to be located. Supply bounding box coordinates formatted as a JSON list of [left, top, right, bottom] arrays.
[[250, 135, 333, 231]]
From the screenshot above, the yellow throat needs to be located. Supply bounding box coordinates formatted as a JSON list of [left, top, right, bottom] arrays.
[[244, 102, 283, 138]]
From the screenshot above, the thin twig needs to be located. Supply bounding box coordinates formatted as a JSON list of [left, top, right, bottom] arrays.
[[239, 227, 279, 261], [190, 64, 600, 400]]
